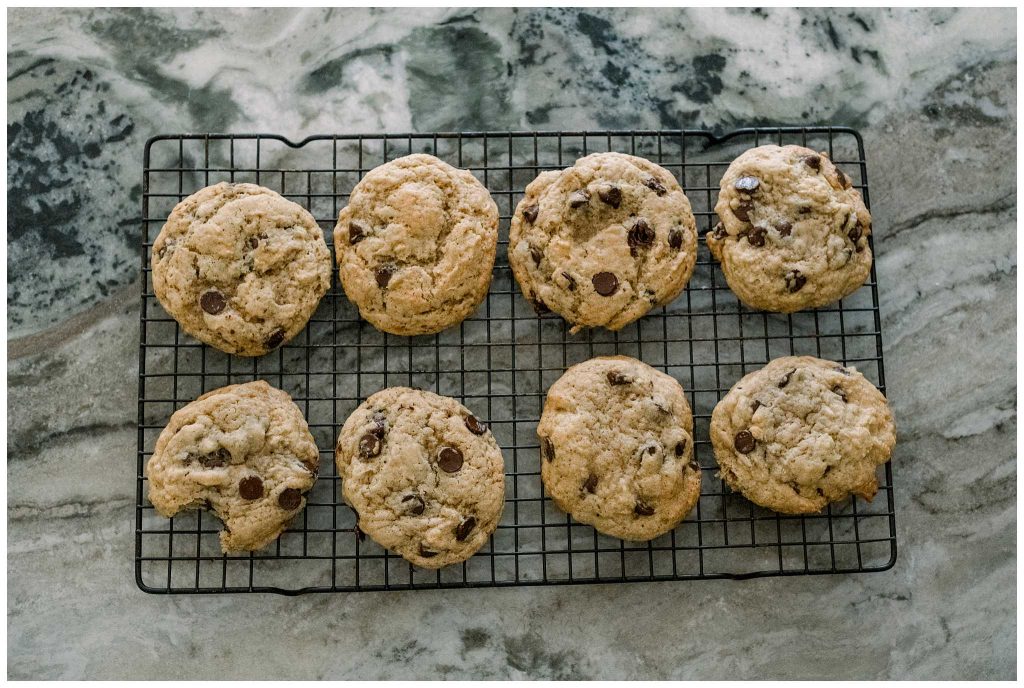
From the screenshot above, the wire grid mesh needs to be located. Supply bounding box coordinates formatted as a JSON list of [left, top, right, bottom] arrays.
[[136, 127, 896, 594]]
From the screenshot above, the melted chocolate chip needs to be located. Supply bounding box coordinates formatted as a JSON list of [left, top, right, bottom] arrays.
[[200, 290, 226, 315], [747, 226, 767, 247], [668, 228, 684, 249], [848, 221, 863, 243], [264, 328, 286, 350], [785, 270, 807, 293], [644, 177, 668, 196], [675, 440, 687, 456], [375, 265, 394, 288], [733, 199, 754, 223], [634, 499, 656, 516], [278, 488, 302, 510], [751, 399, 762, 413], [628, 218, 656, 249], [238, 476, 264, 500], [592, 271, 619, 296], [531, 297, 550, 315], [418, 544, 438, 558], [569, 189, 591, 208], [402, 493, 426, 515], [541, 436, 555, 462], [778, 369, 795, 388], [803, 154, 821, 171], [455, 517, 477, 541], [688, 459, 700, 472], [734, 431, 756, 454], [598, 185, 622, 208], [530, 245, 543, 265], [348, 220, 368, 244], [247, 235, 260, 250], [359, 433, 382, 460], [522, 203, 539, 223], [197, 447, 231, 468], [711, 222, 727, 241], [465, 415, 487, 435], [437, 446, 464, 473], [583, 474, 599, 494], [562, 271, 577, 290], [606, 370, 632, 386], [832, 385, 848, 402], [776, 220, 792, 237]]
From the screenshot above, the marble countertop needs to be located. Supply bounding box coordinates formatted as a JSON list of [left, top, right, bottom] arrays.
[[8, 7, 1015, 679]]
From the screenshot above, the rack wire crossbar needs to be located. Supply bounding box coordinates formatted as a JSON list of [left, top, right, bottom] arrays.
[[136, 127, 896, 594]]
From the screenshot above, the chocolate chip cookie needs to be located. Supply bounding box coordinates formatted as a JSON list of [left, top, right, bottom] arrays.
[[708, 145, 872, 312], [538, 356, 701, 541], [152, 182, 332, 356], [146, 380, 319, 552], [336, 387, 505, 568], [334, 154, 499, 336], [709, 356, 896, 514], [510, 152, 698, 333]]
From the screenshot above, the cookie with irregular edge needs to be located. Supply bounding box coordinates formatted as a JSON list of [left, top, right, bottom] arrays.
[[709, 356, 896, 514], [708, 144, 872, 312], [152, 182, 332, 356], [146, 380, 319, 552], [509, 152, 697, 333], [334, 154, 499, 335], [538, 356, 700, 541], [336, 387, 505, 568]]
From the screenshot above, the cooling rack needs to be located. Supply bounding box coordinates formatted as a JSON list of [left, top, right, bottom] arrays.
[[136, 127, 896, 594]]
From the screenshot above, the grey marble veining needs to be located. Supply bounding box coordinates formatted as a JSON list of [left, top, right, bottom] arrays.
[[7, 7, 1016, 679]]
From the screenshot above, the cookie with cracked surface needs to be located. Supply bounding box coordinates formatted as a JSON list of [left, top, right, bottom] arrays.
[[146, 380, 319, 552], [708, 144, 872, 312], [538, 356, 700, 541], [334, 154, 499, 336], [709, 356, 896, 514], [336, 387, 505, 568], [152, 182, 332, 356], [509, 152, 698, 333]]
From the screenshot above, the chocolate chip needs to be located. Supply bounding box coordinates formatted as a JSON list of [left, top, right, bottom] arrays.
[[803, 154, 821, 171], [522, 203, 539, 223], [375, 265, 394, 288], [848, 221, 863, 243], [598, 185, 622, 208], [776, 220, 792, 237], [634, 499, 655, 516], [583, 474, 599, 494], [675, 440, 687, 456], [247, 235, 260, 250], [455, 517, 477, 541], [832, 385, 848, 402], [734, 176, 760, 192], [644, 177, 667, 196], [747, 226, 767, 247], [688, 459, 700, 472], [199, 290, 226, 315], [751, 400, 762, 413], [798, 206, 812, 215], [835, 366, 851, 376], [628, 218, 656, 250], [203, 498, 213, 510], [569, 189, 591, 208], [239, 476, 264, 500], [837, 168, 853, 188], [778, 369, 795, 388], [733, 199, 754, 223], [418, 544, 438, 558], [530, 245, 543, 265], [359, 433, 382, 460], [437, 446, 464, 473], [734, 431, 756, 454], [264, 328, 286, 350], [465, 415, 487, 435], [562, 271, 576, 290], [592, 271, 619, 296], [785, 270, 807, 293], [402, 493, 426, 515], [668, 228, 684, 249], [197, 447, 230, 468], [278, 488, 302, 510], [606, 370, 632, 386], [530, 297, 550, 314], [348, 220, 368, 244], [541, 436, 555, 462]]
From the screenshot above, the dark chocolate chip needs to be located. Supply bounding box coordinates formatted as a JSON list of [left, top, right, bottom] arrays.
[[837, 168, 852, 189], [569, 189, 591, 208], [644, 176, 667, 196], [711, 222, 727, 241], [437, 446, 464, 473], [359, 433, 382, 459], [751, 399, 762, 413], [200, 290, 226, 315], [530, 245, 543, 265], [562, 271, 577, 290], [747, 226, 767, 247], [832, 385, 848, 402], [203, 498, 213, 510], [402, 493, 426, 515], [197, 447, 230, 468], [675, 440, 687, 456], [583, 474, 599, 494], [247, 235, 260, 250], [278, 488, 302, 510], [264, 328, 286, 350], [848, 221, 863, 243], [455, 517, 477, 541], [776, 220, 792, 237], [734, 431, 756, 454], [778, 369, 795, 388], [592, 271, 619, 296], [634, 499, 655, 516], [803, 154, 821, 171], [816, 487, 825, 497], [375, 265, 394, 288], [530, 297, 550, 315], [733, 199, 754, 223], [349, 220, 368, 244], [628, 218, 656, 249], [734, 176, 760, 192], [785, 270, 807, 293], [598, 185, 622, 208], [522, 203, 539, 223], [606, 370, 632, 386], [798, 206, 812, 215], [668, 228, 684, 249], [418, 544, 438, 558], [541, 436, 555, 462], [688, 459, 700, 472], [465, 415, 487, 435], [238, 476, 264, 500]]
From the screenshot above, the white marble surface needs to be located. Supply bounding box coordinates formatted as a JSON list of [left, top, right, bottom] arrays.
[[7, 8, 1016, 679]]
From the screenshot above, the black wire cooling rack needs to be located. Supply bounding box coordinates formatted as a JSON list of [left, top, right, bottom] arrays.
[[136, 127, 896, 594]]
